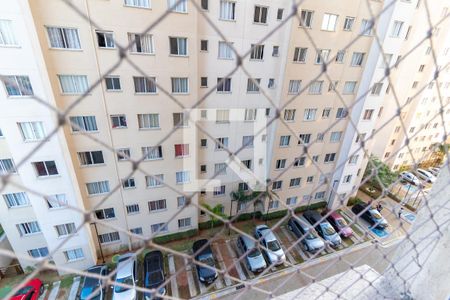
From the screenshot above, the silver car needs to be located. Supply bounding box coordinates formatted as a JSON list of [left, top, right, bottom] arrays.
[[288, 216, 325, 252], [236, 235, 267, 273], [254, 225, 286, 265]]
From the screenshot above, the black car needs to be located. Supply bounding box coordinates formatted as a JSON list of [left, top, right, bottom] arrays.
[[143, 251, 166, 300], [192, 239, 218, 284], [351, 203, 388, 229], [80, 265, 108, 300], [303, 210, 342, 247]]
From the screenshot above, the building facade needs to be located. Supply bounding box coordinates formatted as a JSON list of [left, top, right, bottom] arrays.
[[0, 0, 447, 272]]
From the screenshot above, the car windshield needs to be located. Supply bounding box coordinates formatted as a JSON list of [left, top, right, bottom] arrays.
[[114, 275, 133, 293], [336, 218, 347, 227], [14, 286, 32, 296], [248, 247, 262, 258], [149, 271, 163, 283], [370, 210, 382, 219], [84, 275, 100, 287], [321, 223, 336, 235], [199, 256, 215, 266], [267, 240, 281, 251]]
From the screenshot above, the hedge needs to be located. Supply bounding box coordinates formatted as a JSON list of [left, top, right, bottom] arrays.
[[347, 197, 365, 207], [198, 220, 224, 230], [294, 201, 327, 213], [153, 229, 198, 244]]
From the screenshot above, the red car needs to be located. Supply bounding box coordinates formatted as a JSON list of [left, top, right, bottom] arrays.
[[11, 278, 44, 300]]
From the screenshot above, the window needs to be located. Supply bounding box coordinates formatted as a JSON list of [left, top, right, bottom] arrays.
[[254, 6, 268, 24], [322, 108, 331, 118], [330, 131, 342, 143], [412, 81, 418, 88], [331, 50, 344, 64], [312, 155, 319, 162], [371, 83, 383, 95], [238, 182, 249, 191], [28, 247, 49, 258], [124, 0, 150, 8], [418, 64, 425, 72], [355, 133, 366, 143], [286, 197, 297, 206], [171, 113, 188, 128], [315, 49, 330, 64], [55, 223, 76, 237], [247, 78, 261, 92], [4, 76, 33, 96], [216, 109, 229, 123], [284, 109, 296, 121], [279, 135, 290, 147], [343, 81, 357, 94], [351, 52, 365, 66], [298, 133, 311, 144], [122, 178, 136, 189], [315, 192, 325, 199], [98, 232, 120, 244], [17, 222, 41, 236], [134, 76, 157, 93], [200, 139, 207, 147], [168, 0, 187, 12], [360, 19, 374, 36], [275, 159, 286, 170], [272, 46, 279, 57], [218, 41, 233, 59], [46, 27, 81, 49], [343, 175, 352, 183], [294, 156, 306, 167], [288, 80, 301, 94], [215, 137, 229, 150], [0, 20, 17, 46], [336, 108, 348, 119], [242, 159, 252, 169], [105, 76, 121, 91], [349, 155, 359, 164], [177, 196, 186, 208], [3, 192, 29, 208], [33, 161, 58, 177], [0, 128, 3, 138], [244, 108, 257, 121], [18, 122, 45, 141], [213, 185, 226, 196], [126, 204, 140, 215], [86, 181, 110, 195], [321, 13, 338, 31], [149, 199, 167, 212], [178, 217, 191, 228], [293, 47, 307, 62], [214, 163, 227, 175], [95, 208, 116, 220], [201, 0, 208, 10], [200, 164, 207, 173], [117, 148, 130, 161], [128, 33, 154, 53], [300, 10, 313, 27], [175, 144, 189, 157], [142, 146, 163, 160], [0, 159, 16, 175], [363, 109, 374, 120], [58, 75, 88, 94], [96, 30, 115, 48], [277, 8, 284, 20], [64, 248, 84, 261], [176, 171, 190, 184], [390, 21, 403, 38], [146, 174, 164, 188], [316, 133, 324, 142], [306, 176, 314, 183], [219, 0, 236, 20], [324, 153, 336, 163], [200, 77, 208, 88], [379, 53, 393, 68], [130, 227, 143, 235], [111, 115, 127, 128], [151, 223, 168, 233], [69, 116, 98, 132], [268, 200, 279, 209], [242, 136, 254, 148], [289, 177, 301, 187], [303, 108, 317, 121], [309, 81, 323, 94], [343, 17, 355, 31], [171, 77, 189, 94], [272, 181, 282, 190], [250, 44, 264, 60], [200, 40, 208, 52], [217, 78, 231, 92], [169, 37, 188, 56], [78, 151, 104, 166]]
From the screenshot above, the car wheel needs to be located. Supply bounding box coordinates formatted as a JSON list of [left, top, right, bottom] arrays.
[[39, 285, 44, 295]]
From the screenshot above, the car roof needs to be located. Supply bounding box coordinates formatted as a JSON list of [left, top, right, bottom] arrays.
[[116, 254, 135, 278], [292, 216, 313, 228], [87, 265, 105, 274], [193, 239, 212, 254], [304, 210, 322, 220], [255, 224, 269, 231], [239, 234, 257, 248], [329, 211, 344, 220], [144, 251, 163, 271]]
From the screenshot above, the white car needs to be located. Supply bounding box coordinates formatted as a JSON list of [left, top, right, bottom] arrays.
[[428, 167, 439, 177], [399, 171, 421, 186], [254, 225, 286, 265], [112, 253, 137, 300], [416, 168, 436, 183]]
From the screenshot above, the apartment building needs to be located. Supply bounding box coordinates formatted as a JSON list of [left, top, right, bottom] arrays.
[[0, 0, 447, 272]]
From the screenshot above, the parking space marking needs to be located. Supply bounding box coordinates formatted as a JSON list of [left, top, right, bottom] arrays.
[[281, 227, 309, 261], [184, 258, 198, 297], [225, 240, 247, 281], [199, 281, 208, 294], [168, 254, 179, 298], [214, 275, 224, 290], [67, 276, 80, 300], [212, 243, 232, 287], [47, 281, 60, 300]]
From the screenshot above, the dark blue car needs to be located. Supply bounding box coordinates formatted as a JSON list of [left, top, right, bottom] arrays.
[[143, 251, 166, 300], [80, 265, 108, 300], [192, 239, 218, 284]]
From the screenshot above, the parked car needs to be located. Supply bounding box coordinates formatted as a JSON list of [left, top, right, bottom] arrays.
[[399, 171, 421, 186], [254, 225, 286, 265], [287, 216, 325, 252], [80, 265, 108, 300], [11, 278, 44, 300], [351, 203, 388, 229], [416, 168, 436, 183], [236, 234, 267, 273], [112, 253, 138, 300], [143, 250, 166, 300], [303, 211, 342, 247], [323, 211, 353, 238], [428, 167, 440, 177], [192, 239, 218, 284]]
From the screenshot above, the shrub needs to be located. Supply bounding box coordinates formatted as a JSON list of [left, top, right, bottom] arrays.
[[293, 201, 327, 213], [234, 211, 262, 221], [347, 197, 364, 207], [153, 229, 198, 244], [261, 209, 287, 221], [198, 220, 224, 230]]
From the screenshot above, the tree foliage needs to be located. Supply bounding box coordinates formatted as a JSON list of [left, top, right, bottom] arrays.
[[364, 155, 398, 189]]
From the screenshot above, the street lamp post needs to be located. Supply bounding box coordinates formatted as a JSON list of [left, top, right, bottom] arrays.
[[90, 222, 105, 264]]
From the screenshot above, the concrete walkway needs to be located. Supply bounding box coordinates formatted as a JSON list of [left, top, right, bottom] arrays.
[[167, 254, 179, 298], [47, 281, 60, 300], [67, 276, 80, 300]]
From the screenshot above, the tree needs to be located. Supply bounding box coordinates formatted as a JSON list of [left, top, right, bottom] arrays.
[[364, 155, 398, 189], [230, 190, 251, 215], [201, 203, 226, 231], [249, 181, 279, 221]]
